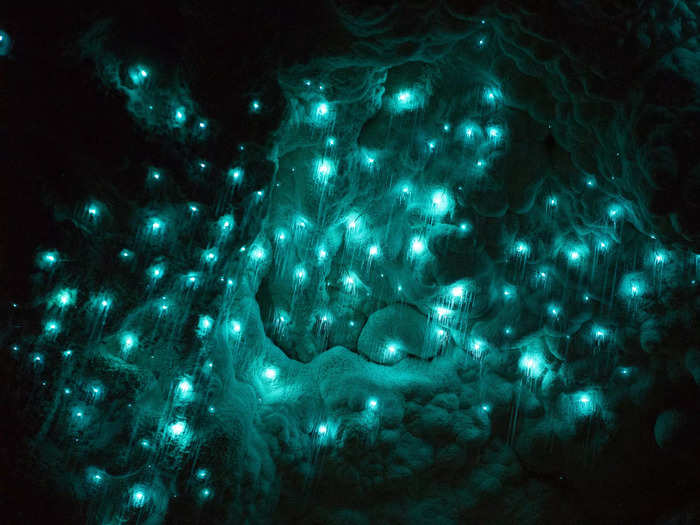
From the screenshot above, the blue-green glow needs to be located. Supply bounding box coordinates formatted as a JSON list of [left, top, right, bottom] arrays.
[[129, 485, 148, 508], [173, 106, 187, 126], [147, 263, 165, 280], [53, 288, 76, 309], [121, 332, 138, 353], [119, 249, 133, 260], [519, 353, 545, 377], [197, 315, 213, 337], [202, 248, 218, 264], [128, 65, 149, 85]]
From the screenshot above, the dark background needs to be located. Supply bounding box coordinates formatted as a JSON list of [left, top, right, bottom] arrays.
[[1, 1, 699, 523]]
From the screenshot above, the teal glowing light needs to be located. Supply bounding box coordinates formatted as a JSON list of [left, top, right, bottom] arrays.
[[608, 203, 623, 220], [368, 244, 380, 258], [202, 249, 218, 264], [548, 304, 561, 318], [218, 214, 234, 233], [86, 202, 101, 219], [548, 195, 558, 207], [41, 251, 58, 266], [483, 86, 502, 104], [315, 102, 329, 118], [197, 315, 213, 337], [150, 218, 163, 232], [0, 30, 9, 56], [429, 188, 453, 216], [519, 353, 545, 377], [54, 288, 76, 308], [513, 241, 530, 257], [173, 106, 187, 125], [44, 319, 61, 335], [327, 137, 336, 147], [367, 398, 379, 410], [251, 100, 261, 112], [314, 158, 335, 183], [119, 249, 133, 260], [168, 420, 187, 438], [619, 272, 646, 299], [574, 391, 598, 417], [459, 222, 472, 233], [196, 468, 209, 480], [198, 120, 207, 129], [391, 88, 423, 113], [128, 65, 149, 85], [231, 320, 242, 334], [148, 263, 165, 280], [263, 367, 277, 380], [486, 125, 502, 142], [176, 378, 194, 400], [148, 167, 161, 181], [250, 246, 266, 261], [294, 265, 308, 283], [228, 167, 243, 182], [200, 488, 212, 500], [410, 236, 426, 255], [450, 284, 465, 298], [592, 325, 608, 342], [121, 332, 138, 353], [130, 485, 148, 508]]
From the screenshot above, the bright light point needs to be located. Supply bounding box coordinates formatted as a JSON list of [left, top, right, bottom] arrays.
[[548, 304, 561, 317], [315, 158, 334, 182], [318, 424, 328, 435], [514, 241, 529, 256], [315, 102, 328, 117], [519, 353, 544, 377], [487, 126, 501, 139], [263, 367, 277, 380], [569, 250, 580, 261], [327, 137, 335, 146], [174, 106, 187, 124], [203, 249, 218, 263], [196, 469, 209, 480], [251, 100, 261, 111], [130, 486, 147, 508], [168, 421, 186, 437], [228, 167, 243, 181], [397, 91, 411, 103], [428, 140, 436, 150], [368, 245, 379, 257], [430, 189, 452, 215], [250, 247, 265, 261], [177, 379, 193, 395], [387, 343, 397, 354], [481, 404, 490, 412], [451, 285, 464, 297], [44, 320, 60, 334], [410, 236, 425, 255], [121, 333, 137, 352], [443, 123, 450, 132], [367, 398, 378, 409], [608, 204, 623, 220], [197, 315, 213, 335], [318, 248, 327, 260], [294, 266, 307, 282]]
